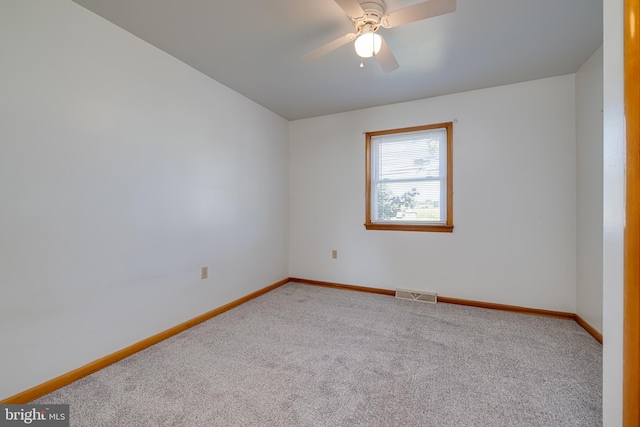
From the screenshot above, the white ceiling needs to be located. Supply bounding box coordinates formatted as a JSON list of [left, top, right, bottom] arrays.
[[72, 0, 602, 121]]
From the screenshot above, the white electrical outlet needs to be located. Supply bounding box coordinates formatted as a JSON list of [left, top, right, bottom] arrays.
[[201, 266, 208, 279]]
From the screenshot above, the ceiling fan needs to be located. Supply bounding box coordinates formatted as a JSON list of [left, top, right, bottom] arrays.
[[303, 0, 457, 73]]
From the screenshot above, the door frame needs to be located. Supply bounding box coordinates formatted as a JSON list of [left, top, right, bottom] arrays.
[[624, 0, 640, 424]]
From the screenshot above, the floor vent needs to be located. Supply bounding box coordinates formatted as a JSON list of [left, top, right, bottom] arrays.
[[395, 288, 437, 304]]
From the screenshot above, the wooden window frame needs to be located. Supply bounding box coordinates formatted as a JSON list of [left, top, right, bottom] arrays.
[[365, 123, 453, 232]]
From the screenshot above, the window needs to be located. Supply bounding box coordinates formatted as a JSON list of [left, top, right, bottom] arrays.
[[365, 123, 453, 232]]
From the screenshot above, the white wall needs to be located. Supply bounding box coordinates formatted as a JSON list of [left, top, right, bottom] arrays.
[[575, 46, 604, 333], [602, 0, 625, 423], [0, 1, 289, 400], [289, 75, 577, 312]]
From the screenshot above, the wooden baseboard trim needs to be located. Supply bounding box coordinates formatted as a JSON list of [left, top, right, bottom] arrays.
[[1, 278, 289, 404], [575, 314, 603, 344], [288, 277, 396, 296], [436, 296, 576, 320], [289, 278, 603, 342]]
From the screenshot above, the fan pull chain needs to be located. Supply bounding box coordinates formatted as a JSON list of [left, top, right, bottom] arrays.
[[371, 34, 375, 57]]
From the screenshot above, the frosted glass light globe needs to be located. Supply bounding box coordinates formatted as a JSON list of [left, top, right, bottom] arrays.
[[355, 32, 382, 58]]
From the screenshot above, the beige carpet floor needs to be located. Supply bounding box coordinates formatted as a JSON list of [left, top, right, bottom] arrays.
[[34, 283, 602, 426]]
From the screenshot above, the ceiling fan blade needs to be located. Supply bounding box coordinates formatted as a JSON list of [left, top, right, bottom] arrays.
[[334, 0, 365, 18], [303, 33, 357, 61], [382, 0, 456, 28], [375, 36, 399, 73]]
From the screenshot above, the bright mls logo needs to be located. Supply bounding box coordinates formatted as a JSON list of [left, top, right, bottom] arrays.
[[0, 405, 69, 426]]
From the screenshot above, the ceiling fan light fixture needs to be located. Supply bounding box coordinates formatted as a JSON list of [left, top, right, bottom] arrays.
[[354, 32, 382, 58]]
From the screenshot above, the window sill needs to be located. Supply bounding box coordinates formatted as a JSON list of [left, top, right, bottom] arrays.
[[364, 223, 454, 233]]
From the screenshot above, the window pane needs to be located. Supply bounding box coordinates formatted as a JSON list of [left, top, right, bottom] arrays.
[[375, 130, 445, 181], [374, 180, 443, 222]]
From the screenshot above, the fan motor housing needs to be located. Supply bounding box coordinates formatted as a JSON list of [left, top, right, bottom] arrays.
[[354, 0, 386, 32]]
